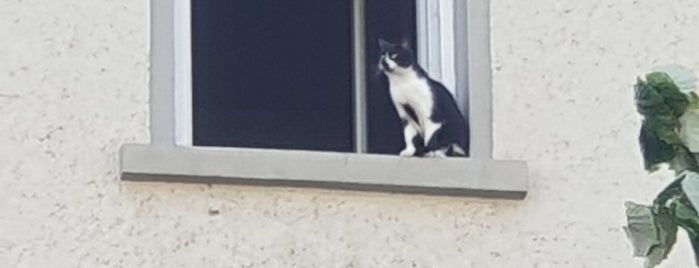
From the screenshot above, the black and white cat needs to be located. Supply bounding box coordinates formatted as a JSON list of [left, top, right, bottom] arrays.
[[377, 38, 469, 157]]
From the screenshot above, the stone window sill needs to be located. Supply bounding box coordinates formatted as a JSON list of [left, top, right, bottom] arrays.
[[120, 144, 528, 199]]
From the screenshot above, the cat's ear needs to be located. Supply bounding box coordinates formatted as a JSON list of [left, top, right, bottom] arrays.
[[378, 38, 391, 50], [400, 38, 411, 49]]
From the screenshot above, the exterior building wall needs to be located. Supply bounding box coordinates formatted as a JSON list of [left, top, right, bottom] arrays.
[[1, 0, 698, 267]]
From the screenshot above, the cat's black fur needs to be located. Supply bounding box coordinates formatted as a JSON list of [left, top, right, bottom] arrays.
[[377, 38, 469, 157]]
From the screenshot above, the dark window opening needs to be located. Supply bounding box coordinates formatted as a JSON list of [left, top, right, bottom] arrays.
[[192, 1, 354, 151], [191, 0, 427, 154]]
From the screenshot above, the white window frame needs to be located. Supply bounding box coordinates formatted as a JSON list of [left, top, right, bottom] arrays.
[[120, 0, 528, 199], [417, 0, 456, 95]]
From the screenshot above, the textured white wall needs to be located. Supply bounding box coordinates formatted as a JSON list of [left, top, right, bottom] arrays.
[[1, 0, 698, 267]]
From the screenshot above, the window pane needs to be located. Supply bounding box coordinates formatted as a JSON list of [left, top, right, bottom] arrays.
[[365, 0, 417, 154], [192, 1, 354, 152]]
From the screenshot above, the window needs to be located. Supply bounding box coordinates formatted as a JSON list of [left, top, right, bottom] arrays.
[[121, 0, 528, 199], [184, 0, 458, 155], [190, 1, 355, 151]]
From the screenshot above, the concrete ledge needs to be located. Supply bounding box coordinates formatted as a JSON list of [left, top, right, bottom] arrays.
[[120, 144, 528, 199]]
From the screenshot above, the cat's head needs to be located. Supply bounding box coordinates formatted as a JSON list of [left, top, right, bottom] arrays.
[[377, 38, 415, 75]]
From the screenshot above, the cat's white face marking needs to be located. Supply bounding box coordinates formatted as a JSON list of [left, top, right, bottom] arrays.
[[380, 53, 411, 76], [379, 54, 397, 70]]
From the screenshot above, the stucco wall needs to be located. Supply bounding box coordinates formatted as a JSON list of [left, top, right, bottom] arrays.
[[2, 0, 698, 267]]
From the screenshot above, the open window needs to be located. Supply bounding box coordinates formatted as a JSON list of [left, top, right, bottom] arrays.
[[190, 1, 355, 151], [186, 0, 463, 154], [120, 0, 528, 199]]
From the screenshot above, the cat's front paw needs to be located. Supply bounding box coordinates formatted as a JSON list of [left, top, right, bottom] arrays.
[[399, 147, 416, 157], [425, 150, 447, 158]]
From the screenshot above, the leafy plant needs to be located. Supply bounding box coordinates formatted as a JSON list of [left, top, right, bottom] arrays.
[[625, 64, 699, 267]]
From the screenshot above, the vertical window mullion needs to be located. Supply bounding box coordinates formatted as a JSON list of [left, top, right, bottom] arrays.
[[352, 0, 367, 153], [438, 0, 456, 94], [454, 0, 470, 116], [416, 0, 429, 70], [174, 0, 192, 146]]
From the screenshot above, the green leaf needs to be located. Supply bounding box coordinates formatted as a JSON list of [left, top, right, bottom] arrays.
[[669, 200, 699, 237], [689, 234, 699, 266], [634, 73, 698, 172], [680, 108, 699, 153], [630, 67, 699, 267], [656, 172, 699, 234], [647, 116, 683, 145], [624, 202, 678, 268], [646, 211, 678, 268], [669, 146, 699, 173], [647, 72, 689, 117], [635, 77, 672, 118], [625, 202, 661, 256], [681, 171, 699, 214], [669, 200, 699, 266], [654, 178, 685, 207], [688, 92, 699, 109], [652, 64, 698, 95], [635, 76, 684, 147], [640, 122, 677, 171]]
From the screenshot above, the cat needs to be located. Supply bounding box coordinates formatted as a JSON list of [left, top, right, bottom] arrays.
[[377, 38, 469, 157]]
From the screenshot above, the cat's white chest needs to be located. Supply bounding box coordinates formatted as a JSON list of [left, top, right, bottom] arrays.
[[387, 76, 432, 109]]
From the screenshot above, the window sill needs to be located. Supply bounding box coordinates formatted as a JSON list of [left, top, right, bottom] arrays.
[[120, 144, 528, 199]]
